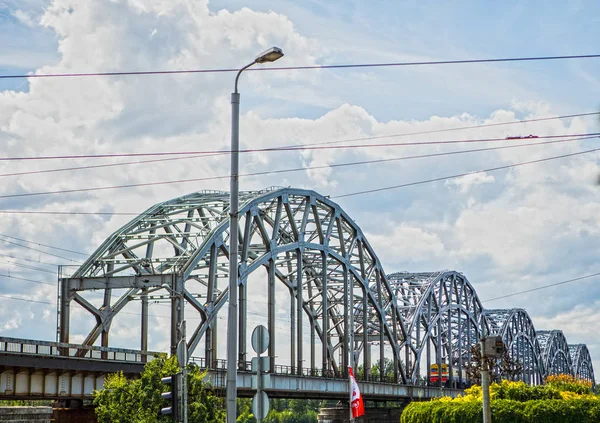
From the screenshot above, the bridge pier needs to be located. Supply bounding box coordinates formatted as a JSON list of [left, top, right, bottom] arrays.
[[0, 407, 52, 422], [317, 406, 405, 423]]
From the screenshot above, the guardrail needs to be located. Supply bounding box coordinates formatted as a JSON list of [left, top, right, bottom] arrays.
[[0, 337, 159, 363]]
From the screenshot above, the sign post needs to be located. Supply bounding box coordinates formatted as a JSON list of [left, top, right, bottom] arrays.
[[251, 325, 270, 423]]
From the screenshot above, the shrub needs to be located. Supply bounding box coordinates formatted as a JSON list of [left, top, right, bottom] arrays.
[[545, 374, 594, 395], [401, 379, 600, 423]]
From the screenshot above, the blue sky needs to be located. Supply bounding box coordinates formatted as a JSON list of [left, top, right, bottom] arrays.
[[0, 0, 600, 375]]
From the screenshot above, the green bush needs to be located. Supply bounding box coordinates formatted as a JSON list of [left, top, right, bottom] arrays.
[[401, 399, 600, 423]]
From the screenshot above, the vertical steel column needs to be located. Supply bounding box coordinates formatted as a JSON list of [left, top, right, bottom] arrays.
[[141, 288, 148, 363], [290, 285, 296, 373], [416, 322, 421, 384], [457, 311, 463, 387], [101, 288, 111, 359], [321, 252, 328, 375], [363, 291, 370, 379], [171, 276, 184, 357], [268, 258, 276, 373], [377, 272, 385, 382], [296, 249, 304, 375], [206, 245, 217, 367], [59, 278, 71, 345], [342, 264, 349, 376], [239, 279, 247, 369]]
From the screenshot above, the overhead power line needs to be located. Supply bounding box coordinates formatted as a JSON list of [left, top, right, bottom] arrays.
[[0, 132, 598, 162], [0, 135, 596, 201], [333, 146, 600, 198], [1, 54, 599, 79], [1, 112, 598, 179], [0, 234, 88, 256], [483, 272, 600, 302], [0, 237, 83, 263]]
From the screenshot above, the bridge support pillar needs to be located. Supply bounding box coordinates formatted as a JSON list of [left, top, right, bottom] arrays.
[[0, 407, 52, 422]]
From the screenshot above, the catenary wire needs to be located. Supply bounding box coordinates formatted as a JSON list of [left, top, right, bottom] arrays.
[[1, 112, 597, 177], [0, 131, 599, 162], [0, 259, 57, 274], [333, 145, 600, 198], [0, 274, 55, 286], [0, 233, 89, 256], [0, 237, 83, 263], [0, 135, 596, 200], [3, 112, 599, 179], [0, 253, 62, 267], [483, 272, 600, 303], [1, 54, 599, 79]]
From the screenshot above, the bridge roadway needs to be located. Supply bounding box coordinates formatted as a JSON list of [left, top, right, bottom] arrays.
[[0, 337, 460, 401]]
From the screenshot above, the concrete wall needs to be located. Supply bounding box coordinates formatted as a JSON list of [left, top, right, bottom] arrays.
[[0, 407, 52, 422]]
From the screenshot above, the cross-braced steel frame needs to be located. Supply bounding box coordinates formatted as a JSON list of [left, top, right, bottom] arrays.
[[484, 309, 544, 384], [537, 330, 573, 377], [569, 344, 595, 383], [57, 187, 407, 382], [387, 271, 487, 386], [56, 187, 595, 387]]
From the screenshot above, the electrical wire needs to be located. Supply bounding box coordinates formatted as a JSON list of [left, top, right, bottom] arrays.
[[0, 237, 83, 263], [0, 132, 599, 162], [0, 135, 596, 201], [333, 146, 600, 199], [1, 54, 599, 79], [0, 258, 57, 274], [483, 272, 600, 303], [0, 274, 55, 286], [1, 112, 597, 177], [0, 233, 89, 256], [0, 253, 62, 267]]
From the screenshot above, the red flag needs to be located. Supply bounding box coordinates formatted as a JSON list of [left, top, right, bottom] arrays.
[[348, 366, 365, 418]]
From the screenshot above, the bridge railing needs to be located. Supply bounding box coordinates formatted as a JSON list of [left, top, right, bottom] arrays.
[[0, 337, 159, 363]]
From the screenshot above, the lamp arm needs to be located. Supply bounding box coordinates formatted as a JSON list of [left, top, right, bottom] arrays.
[[234, 61, 257, 93]]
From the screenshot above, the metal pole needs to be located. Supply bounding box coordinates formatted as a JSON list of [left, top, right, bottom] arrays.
[[226, 89, 241, 423], [181, 321, 188, 423], [481, 340, 492, 423]]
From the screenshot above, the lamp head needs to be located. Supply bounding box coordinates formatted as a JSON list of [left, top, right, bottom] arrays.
[[255, 46, 284, 64]]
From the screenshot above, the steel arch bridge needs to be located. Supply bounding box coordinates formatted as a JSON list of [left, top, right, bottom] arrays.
[[484, 309, 544, 384], [58, 187, 595, 386]]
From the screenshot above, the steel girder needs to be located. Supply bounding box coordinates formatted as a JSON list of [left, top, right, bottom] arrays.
[[58, 187, 407, 382], [484, 309, 544, 384], [387, 271, 487, 385], [569, 344, 595, 383], [536, 330, 573, 377]]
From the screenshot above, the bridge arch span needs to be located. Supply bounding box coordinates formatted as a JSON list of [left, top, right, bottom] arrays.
[[59, 187, 407, 382], [387, 271, 487, 385], [537, 330, 572, 378], [484, 308, 544, 384], [569, 344, 595, 383]]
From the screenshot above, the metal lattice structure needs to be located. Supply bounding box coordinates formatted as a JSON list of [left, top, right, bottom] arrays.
[[58, 187, 407, 382], [537, 330, 573, 377], [569, 344, 595, 383], [484, 309, 544, 384], [57, 187, 595, 387], [387, 271, 487, 386]]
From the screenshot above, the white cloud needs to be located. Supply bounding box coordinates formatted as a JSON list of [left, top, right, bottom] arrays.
[[445, 172, 495, 194]]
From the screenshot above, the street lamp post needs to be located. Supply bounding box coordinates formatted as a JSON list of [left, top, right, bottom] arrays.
[[226, 46, 284, 423]]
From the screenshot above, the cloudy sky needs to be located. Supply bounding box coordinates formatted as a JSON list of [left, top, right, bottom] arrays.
[[1, 0, 600, 376]]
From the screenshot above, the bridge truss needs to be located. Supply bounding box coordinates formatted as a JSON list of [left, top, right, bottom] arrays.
[[57, 187, 595, 386]]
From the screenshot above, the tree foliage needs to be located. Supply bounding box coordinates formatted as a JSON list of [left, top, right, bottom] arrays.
[[464, 343, 522, 384], [94, 354, 225, 423], [401, 377, 600, 423]]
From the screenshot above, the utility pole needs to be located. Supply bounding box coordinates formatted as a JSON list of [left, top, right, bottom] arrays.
[[480, 339, 491, 423]]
